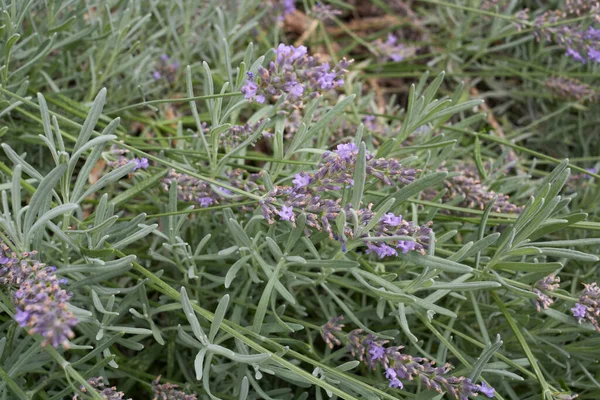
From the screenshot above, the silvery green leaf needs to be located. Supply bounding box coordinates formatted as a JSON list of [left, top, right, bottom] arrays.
[[399, 253, 473, 273], [180, 287, 209, 345], [397, 303, 418, 343], [379, 172, 447, 209], [75, 162, 136, 204], [218, 245, 239, 256], [22, 163, 66, 236], [25, 203, 78, 245], [424, 281, 501, 291], [112, 224, 157, 250], [469, 334, 504, 381], [350, 142, 366, 209], [227, 218, 251, 248], [225, 255, 251, 288], [285, 212, 306, 253], [239, 376, 249, 400], [92, 290, 119, 316], [177, 325, 203, 349], [103, 326, 152, 335], [209, 295, 230, 342], [194, 347, 208, 380], [223, 352, 270, 364], [287, 259, 358, 269], [265, 237, 283, 260], [73, 88, 106, 153], [537, 248, 599, 262], [252, 260, 285, 333]]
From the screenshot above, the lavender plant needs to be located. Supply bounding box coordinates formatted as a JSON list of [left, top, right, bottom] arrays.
[[0, 1, 599, 399]]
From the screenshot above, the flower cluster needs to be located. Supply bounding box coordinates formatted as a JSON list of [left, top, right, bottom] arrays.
[[343, 327, 495, 399], [373, 34, 417, 62], [571, 282, 600, 331], [321, 315, 345, 348], [152, 376, 198, 400], [152, 54, 180, 83], [241, 44, 351, 110], [309, 2, 342, 22], [259, 143, 431, 255], [220, 121, 266, 148], [545, 76, 598, 102], [533, 274, 560, 312], [263, 0, 296, 21], [424, 165, 522, 214], [73, 377, 129, 400], [161, 168, 265, 208], [1, 241, 77, 348], [515, 6, 600, 64], [109, 156, 149, 171]]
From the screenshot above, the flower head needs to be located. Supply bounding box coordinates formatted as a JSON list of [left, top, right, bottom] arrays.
[[278, 205, 294, 221], [478, 382, 495, 398], [571, 302, 587, 319], [132, 157, 149, 171], [293, 173, 311, 188]]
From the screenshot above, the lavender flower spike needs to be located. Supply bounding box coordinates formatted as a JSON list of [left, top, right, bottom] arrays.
[[571, 282, 600, 331], [152, 376, 198, 400], [345, 328, 494, 399], [73, 377, 130, 400], [321, 316, 345, 349]]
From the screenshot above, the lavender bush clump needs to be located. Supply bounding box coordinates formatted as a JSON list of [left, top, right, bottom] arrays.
[[516, 5, 600, 63], [1, 0, 599, 399], [1, 241, 77, 348], [343, 326, 494, 399], [424, 164, 522, 214], [545, 76, 598, 101], [241, 43, 350, 110]]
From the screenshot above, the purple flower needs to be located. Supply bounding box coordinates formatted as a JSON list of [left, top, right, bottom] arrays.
[[369, 343, 385, 360], [571, 303, 587, 319], [587, 27, 600, 40], [278, 205, 294, 221], [588, 47, 600, 63], [132, 157, 149, 171], [14, 309, 29, 325], [389, 377, 403, 389], [334, 143, 358, 160], [478, 382, 495, 398], [293, 173, 310, 188], [366, 242, 398, 258], [241, 79, 260, 101], [586, 167, 598, 177], [281, 0, 296, 17], [566, 47, 586, 63], [373, 33, 417, 62], [275, 43, 307, 63], [385, 368, 397, 379], [289, 82, 304, 97], [198, 197, 214, 207], [396, 240, 416, 253], [12, 264, 77, 348], [152, 71, 162, 80], [160, 54, 169, 61], [241, 44, 350, 110], [381, 213, 403, 226]]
